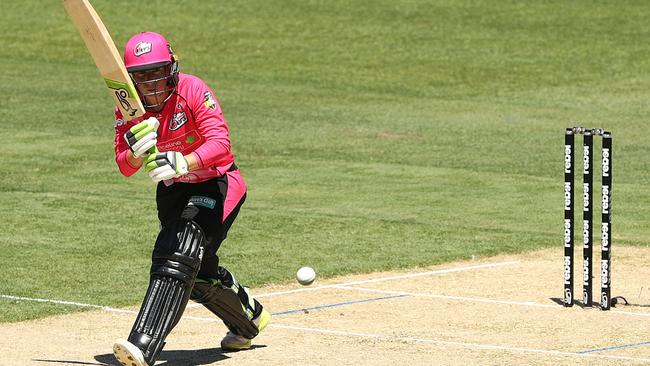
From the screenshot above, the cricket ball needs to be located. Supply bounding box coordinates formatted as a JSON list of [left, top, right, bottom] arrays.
[[296, 266, 316, 286]]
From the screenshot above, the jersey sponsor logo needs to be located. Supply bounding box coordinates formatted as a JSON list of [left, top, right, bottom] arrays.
[[158, 130, 201, 152], [203, 91, 216, 110], [114, 118, 126, 128], [188, 196, 216, 209], [170, 111, 188, 131], [159, 140, 183, 151], [134, 41, 152, 56]]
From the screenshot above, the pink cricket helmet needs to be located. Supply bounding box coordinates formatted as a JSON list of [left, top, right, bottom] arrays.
[[124, 32, 175, 71], [124, 32, 179, 110]]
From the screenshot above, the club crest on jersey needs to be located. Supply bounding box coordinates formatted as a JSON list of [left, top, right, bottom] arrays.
[[134, 42, 152, 56], [169, 111, 188, 131], [203, 91, 216, 110]]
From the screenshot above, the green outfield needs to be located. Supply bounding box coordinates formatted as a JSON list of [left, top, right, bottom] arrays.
[[1, 0, 649, 322]]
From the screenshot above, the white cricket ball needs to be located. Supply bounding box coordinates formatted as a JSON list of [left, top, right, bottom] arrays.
[[296, 266, 316, 286]]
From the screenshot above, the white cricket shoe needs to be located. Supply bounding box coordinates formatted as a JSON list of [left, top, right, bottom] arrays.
[[113, 339, 148, 366], [220, 309, 271, 351]]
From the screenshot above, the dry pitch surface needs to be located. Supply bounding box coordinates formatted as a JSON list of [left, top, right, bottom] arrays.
[[3, 246, 650, 365]]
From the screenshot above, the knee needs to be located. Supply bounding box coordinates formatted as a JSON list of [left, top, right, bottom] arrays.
[[152, 219, 205, 284]]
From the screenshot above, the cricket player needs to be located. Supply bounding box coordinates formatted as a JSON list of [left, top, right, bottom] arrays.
[[111, 32, 270, 366]]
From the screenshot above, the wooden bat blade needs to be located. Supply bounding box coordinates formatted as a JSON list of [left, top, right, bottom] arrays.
[[63, 0, 144, 120]]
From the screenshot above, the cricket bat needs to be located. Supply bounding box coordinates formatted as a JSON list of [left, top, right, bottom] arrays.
[[63, 0, 144, 121], [64, 0, 172, 185]]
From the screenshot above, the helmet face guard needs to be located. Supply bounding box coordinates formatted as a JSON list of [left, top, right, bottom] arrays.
[[124, 32, 179, 111], [130, 62, 178, 110]]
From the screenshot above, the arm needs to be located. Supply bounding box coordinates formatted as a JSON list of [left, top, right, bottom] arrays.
[[185, 153, 200, 171], [115, 111, 160, 176], [144, 78, 233, 182], [126, 151, 146, 169], [188, 81, 234, 170], [114, 109, 140, 177]]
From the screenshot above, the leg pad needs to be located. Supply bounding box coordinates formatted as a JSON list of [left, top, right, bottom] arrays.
[[191, 267, 261, 339], [128, 220, 205, 364]]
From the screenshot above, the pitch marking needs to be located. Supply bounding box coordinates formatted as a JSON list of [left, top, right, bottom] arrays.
[[270, 324, 650, 363]]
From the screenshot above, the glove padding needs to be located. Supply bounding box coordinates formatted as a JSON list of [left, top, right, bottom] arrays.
[[145, 151, 189, 182], [124, 117, 160, 158]]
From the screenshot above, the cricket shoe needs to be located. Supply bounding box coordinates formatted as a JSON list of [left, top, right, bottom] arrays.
[[113, 339, 148, 366], [220, 309, 271, 351]]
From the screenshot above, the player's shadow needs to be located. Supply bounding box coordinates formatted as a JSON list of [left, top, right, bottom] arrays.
[[95, 345, 266, 365]]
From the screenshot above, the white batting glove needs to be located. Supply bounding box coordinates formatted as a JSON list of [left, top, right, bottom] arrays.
[[144, 151, 189, 182], [124, 117, 160, 158]]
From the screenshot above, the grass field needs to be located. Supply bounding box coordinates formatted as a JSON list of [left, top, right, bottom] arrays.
[[1, 0, 650, 323]]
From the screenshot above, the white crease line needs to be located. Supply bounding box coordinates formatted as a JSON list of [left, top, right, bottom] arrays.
[[269, 324, 650, 363], [0, 295, 136, 314], [335, 286, 556, 308], [5, 294, 650, 362], [0, 295, 221, 320], [6, 283, 650, 319], [0, 295, 101, 308], [252, 261, 520, 299], [334, 286, 650, 317]]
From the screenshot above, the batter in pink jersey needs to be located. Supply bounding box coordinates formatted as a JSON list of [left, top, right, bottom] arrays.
[[112, 32, 270, 366]]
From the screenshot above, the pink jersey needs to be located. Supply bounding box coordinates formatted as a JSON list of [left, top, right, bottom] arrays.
[[114, 73, 236, 183]]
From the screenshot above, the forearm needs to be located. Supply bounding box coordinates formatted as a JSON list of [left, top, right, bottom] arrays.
[[191, 139, 232, 168], [185, 153, 200, 171], [123, 148, 197, 178], [116, 117, 160, 176], [116, 148, 143, 177], [126, 150, 197, 176], [126, 150, 145, 168]]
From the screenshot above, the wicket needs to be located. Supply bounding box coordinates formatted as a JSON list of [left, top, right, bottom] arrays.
[[563, 127, 612, 310]]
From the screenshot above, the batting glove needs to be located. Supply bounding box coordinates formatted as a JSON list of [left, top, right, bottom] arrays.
[[124, 117, 159, 158], [144, 151, 189, 182]]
